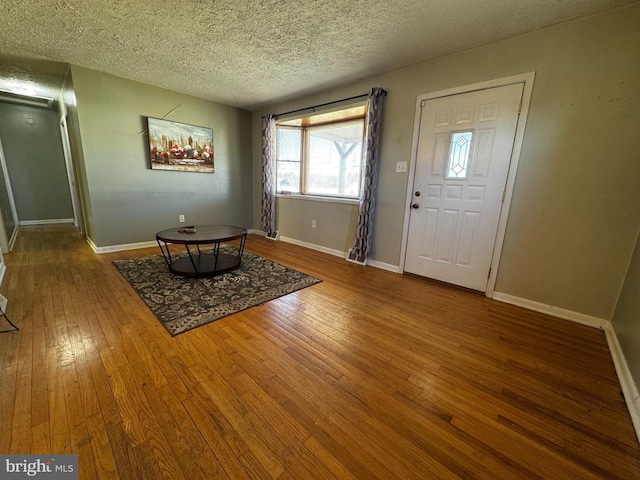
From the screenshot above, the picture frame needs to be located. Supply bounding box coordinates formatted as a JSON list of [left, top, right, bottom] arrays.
[[147, 117, 214, 173]]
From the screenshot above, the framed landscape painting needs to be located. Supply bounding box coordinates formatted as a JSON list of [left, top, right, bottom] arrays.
[[147, 117, 214, 173]]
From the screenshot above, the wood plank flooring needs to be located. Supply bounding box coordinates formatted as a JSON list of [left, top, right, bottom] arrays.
[[1, 224, 639, 479]]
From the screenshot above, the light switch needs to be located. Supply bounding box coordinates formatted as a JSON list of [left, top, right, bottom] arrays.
[[396, 161, 407, 173]]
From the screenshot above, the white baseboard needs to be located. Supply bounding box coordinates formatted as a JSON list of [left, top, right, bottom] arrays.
[[368, 259, 400, 273], [8, 226, 18, 251], [492, 292, 610, 330], [604, 323, 640, 445], [279, 235, 347, 259], [86, 237, 98, 253], [89, 239, 158, 254], [255, 229, 346, 258], [92, 228, 261, 254], [19, 218, 74, 226], [257, 230, 400, 273]]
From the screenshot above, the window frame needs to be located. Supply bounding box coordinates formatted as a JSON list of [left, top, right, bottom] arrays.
[[275, 125, 303, 194], [276, 107, 366, 200]]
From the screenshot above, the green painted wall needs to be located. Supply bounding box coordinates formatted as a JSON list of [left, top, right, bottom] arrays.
[[0, 102, 73, 222], [252, 4, 640, 320], [71, 66, 253, 247]]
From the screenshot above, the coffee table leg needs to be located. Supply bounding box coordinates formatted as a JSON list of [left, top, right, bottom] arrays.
[[185, 245, 199, 274], [157, 239, 173, 268], [213, 242, 220, 272], [237, 233, 247, 265]]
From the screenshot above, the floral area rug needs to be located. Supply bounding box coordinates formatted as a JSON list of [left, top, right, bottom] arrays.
[[113, 246, 321, 336]]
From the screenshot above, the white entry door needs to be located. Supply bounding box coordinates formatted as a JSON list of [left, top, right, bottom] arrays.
[[404, 83, 523, 291]]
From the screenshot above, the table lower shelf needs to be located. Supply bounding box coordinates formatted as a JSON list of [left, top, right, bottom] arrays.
[[168, 253, 240, 277]]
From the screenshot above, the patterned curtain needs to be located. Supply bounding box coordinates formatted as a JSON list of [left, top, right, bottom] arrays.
[[260, 114, 278, 238], [348, 87, 386, 264]]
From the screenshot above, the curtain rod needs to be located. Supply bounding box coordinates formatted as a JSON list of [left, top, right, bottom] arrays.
[[273, 93, 370, 119]]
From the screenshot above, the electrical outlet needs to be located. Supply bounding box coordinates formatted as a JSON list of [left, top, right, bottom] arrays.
[[396, 161, 407, 173], [311, 220, 316, 228], [179, 215, 185, 223]]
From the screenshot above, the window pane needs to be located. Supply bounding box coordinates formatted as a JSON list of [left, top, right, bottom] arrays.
[[277, 128, 301, 192], [306, 120, 363, 197], [446, 131, 473, 179], [277, 128, 301, 161], [277, 160, 300, 193]]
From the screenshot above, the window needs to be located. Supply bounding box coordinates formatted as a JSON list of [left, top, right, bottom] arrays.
[[276, 127, 301, 193], [276, 106, 366, 199]]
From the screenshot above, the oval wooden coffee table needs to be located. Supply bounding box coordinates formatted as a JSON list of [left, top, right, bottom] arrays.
[[156, 225, 247, 277]]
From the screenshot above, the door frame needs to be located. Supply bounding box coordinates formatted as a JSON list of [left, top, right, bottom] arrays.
[[0, 135, 20, 251], [399, 72, 535, 297], [59, 116, 82, 230]]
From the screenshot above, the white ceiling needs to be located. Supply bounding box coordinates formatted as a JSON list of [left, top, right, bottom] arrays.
[[0, 0, 635, 110]]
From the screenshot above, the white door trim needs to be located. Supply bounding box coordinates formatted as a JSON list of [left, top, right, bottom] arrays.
[[399, 72, 536, 298], [59, 116, 81, 229], [0, 135, 20, 249]]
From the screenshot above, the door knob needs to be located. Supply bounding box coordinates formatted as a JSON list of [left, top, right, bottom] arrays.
[[411, 203, 420, 209]]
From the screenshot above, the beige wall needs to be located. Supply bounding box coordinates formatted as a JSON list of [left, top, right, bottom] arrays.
[[613, 229, 640, 390], [72, 66, 253, 247], [252, 4, 640, 320], [277, 197, 358, 254]]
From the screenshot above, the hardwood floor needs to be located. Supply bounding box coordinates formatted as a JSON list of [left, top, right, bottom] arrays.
[[1, 224, 639, 479]]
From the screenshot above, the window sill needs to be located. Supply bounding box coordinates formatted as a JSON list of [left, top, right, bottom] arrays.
[[276, 193, 359, 206]]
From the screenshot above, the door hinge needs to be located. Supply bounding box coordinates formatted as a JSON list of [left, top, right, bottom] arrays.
[[517, 99, 523, 115], [488, 267, 492, 279], [501, 189, 506, 203]]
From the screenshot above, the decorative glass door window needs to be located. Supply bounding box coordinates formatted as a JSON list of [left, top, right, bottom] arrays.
[[445, 131, 473, 179]]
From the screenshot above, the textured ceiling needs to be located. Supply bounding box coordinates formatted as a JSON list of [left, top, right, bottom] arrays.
[[0, 0, 635, 110], [0, 55, 68, 101]]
